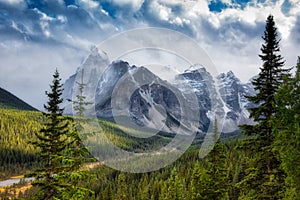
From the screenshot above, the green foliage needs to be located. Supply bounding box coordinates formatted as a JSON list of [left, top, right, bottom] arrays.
[[190, 162, 209, 200], [160, 168, 184, 200], [115, 173, 128, 200], [272, 57, 300, 199], [242, 15, 289, 137], [190, 119, 229, 200], [31, 69, 72, 199], [60, 69, 96, 199], [239, 15, 288, 199], [1, 48, 299, 200], [0, 108, 42, 180], [0, 87, 37, 111]]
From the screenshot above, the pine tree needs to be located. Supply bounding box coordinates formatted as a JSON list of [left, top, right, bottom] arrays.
[[116, 173, 128, 200], [272, 57, 300, 199], [239, 15, 289, 199], [242, 15, 288, 138], [60, 69, 95, 199], [206, 118, 228, 199], [190, 162, 209, 200], [69, 69, 92, 118], [31, 69, 70, 199], [163, 168, 183, 200], [190, 118, 228, 200]]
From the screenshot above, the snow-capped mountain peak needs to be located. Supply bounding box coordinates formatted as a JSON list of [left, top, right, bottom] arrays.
[[63, 49, 255, 133], [217, 70, 240, 83], [184, 63, 207, 73]]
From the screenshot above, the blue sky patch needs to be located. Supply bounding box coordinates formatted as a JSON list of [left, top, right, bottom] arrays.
[[281, 0, 292, 16], [235, 0, 252, 9], [64, 0, 76, 7], [99, 2, 117, 19], [209, 1, 229, 12]]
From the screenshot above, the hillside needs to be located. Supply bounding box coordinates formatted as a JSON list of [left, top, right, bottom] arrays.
[[0, 108, 172, 180], [0, 87, 37, 111]]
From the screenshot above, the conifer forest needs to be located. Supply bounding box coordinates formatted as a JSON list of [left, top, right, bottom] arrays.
[[0, 15, 299, 200]]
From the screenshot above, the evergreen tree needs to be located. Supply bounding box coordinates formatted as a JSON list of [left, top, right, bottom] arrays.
[[60, 69, 95, 199], [190, 162, 209, 200], [272, 57, 300, 199], [116, 173, 128, 200], [31, 69, 70, 199], [138, 176, 150, 200], [69, 69, 92, 118], [239, 15, 288, 199], [162, 168, 183, 200], [242, 15, 288, 138], [190, 118, 228, 200], [206, 118, 228, 199]]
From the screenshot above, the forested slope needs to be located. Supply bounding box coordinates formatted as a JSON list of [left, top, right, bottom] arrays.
[[0, 88, 37, 111], [0, 108, 172, 180], [0, 109, 42, 179]]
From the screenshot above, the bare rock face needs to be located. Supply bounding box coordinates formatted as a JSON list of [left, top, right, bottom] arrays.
[[63, 49, 255, 133]]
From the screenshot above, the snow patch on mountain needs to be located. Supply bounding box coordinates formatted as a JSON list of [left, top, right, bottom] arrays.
[[63, 49, 255, 133]]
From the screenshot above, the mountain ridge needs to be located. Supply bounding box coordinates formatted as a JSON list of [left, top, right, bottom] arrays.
[[0, 87, 37, 111], [62, 48, 255, 133]]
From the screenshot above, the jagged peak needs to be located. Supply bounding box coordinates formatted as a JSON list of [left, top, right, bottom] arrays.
[[184, 63, 207, 73], [75, 46, 110, 74], [227, 70, 235, 76], [89, 46, 109, 61], [111, 60, 129, 66], [218, 70, 240, 82], [217, 72, 226, 78]]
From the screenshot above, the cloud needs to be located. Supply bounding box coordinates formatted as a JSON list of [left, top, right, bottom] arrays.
[[290, 15, 300, 42], [109, 0, 144, 11], [77, 0, 99, 9], [0, 41, 88, 110], [0, 0, 300, 109], [0, 0, 25, 6]]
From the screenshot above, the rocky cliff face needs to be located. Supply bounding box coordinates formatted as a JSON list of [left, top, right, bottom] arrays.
[[63, 49, 255, 133], [62, 47, 110, 114], [216, 71, 255, 132]]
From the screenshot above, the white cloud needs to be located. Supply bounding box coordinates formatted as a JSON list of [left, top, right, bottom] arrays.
[[77, 0, 99, 9], [0, 0, 26, 9], [1, 0, 300, 108], [220, 0, 232, 5], [149, 0, 172, 21], [0, 42, 87, 110], [289, 0, 300, 15], [187, 0, 210, 17], [101, 9, 109, 16], [111, 0, 144, 11], [0, 0, 24, 4]]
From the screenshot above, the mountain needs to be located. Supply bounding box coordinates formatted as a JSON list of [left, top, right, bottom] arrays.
[[175, 65, 224, 132], [0, 87, 37, 111], [62, 46, 110, 114], [94, 61, 198, 133], [216, 71, 255, 132], [63, 49, 255, 133]]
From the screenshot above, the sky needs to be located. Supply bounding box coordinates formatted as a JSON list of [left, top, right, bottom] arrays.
[[0, 0, 299, 110]]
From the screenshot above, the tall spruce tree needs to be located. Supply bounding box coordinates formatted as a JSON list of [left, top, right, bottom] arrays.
[[239, 15, 289, 199], [243, 15, 288, 138], [32, 69, 70, 199], [272, 57, 300, 199]]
